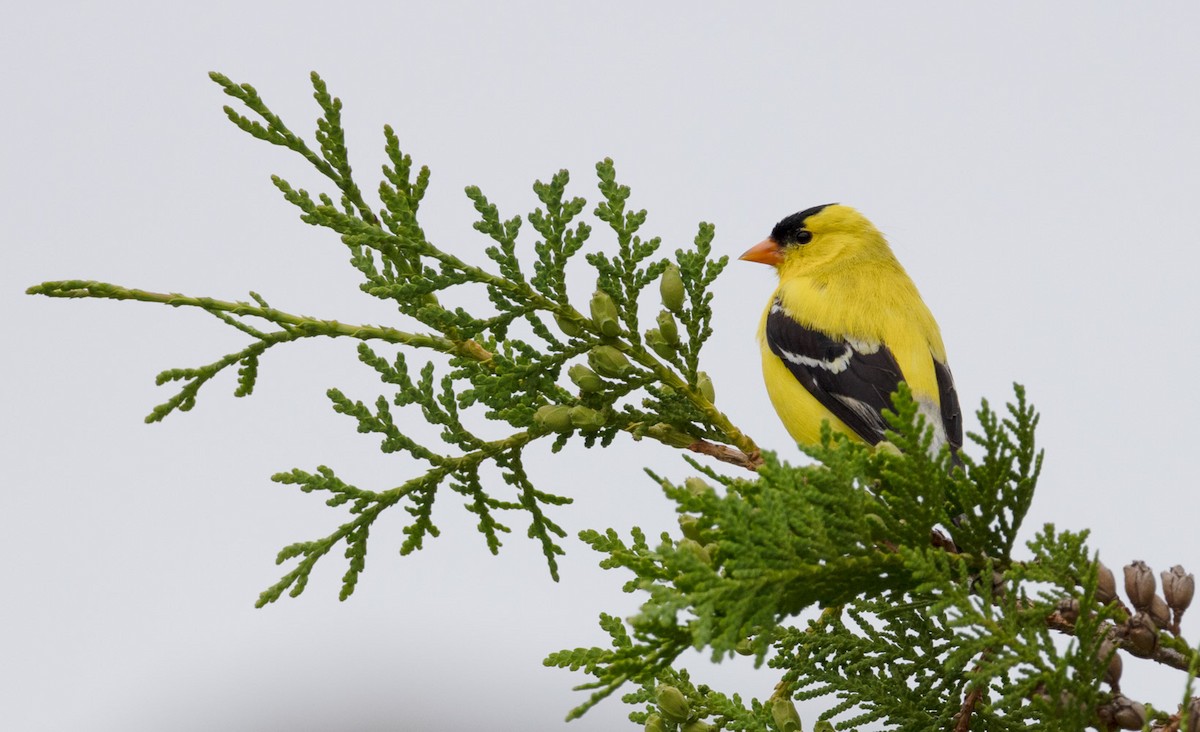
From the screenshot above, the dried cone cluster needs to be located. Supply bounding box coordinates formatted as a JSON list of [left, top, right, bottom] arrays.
[[1119, 560, 1193, 641], [1095, 693, 1147, 731], [1086, 560, 1195, 730]]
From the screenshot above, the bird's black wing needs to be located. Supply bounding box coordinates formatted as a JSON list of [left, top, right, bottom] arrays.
[[933, 358, 963, 452], [764, 299, 902, 445]]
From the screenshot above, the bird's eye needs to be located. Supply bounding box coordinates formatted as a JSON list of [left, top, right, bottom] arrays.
[[795, 230, 812, 245]]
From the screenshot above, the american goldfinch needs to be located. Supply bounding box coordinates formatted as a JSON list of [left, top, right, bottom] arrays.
[[741, 204, 962, 455]]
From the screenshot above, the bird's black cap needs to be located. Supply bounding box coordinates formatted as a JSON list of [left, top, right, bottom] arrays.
[[771, 203, 837, 245]]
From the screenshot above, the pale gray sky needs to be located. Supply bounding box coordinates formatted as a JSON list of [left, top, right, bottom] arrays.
[[5, 2, 1199, 730]]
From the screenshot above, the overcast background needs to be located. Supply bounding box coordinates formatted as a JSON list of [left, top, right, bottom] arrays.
[[4, 2, 1199, 730]]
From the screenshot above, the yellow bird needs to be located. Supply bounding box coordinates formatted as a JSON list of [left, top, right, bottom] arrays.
[[740, 204, 961, 455]]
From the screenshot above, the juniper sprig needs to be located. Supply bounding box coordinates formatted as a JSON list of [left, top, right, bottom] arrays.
[[27, 71, 757, 603], [549, 386, 1197, 729]]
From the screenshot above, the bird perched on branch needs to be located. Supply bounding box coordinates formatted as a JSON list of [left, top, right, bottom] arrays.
[[741, 204, 961, 456]]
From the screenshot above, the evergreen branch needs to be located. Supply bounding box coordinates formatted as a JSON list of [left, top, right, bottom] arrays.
[[378, 125, 430, 269], [27, 278, 758, 461], [502, 451, 569, 580], [951, 657, 988, 732], [545, 611, 693, 721], [177, 74, 758, 463], [614, 340, 759, 463], [1045, 607, 1194, 673], [553, 386, 1171, 728], [26, 280, 493, 363], [147, 336, 280, 422], [29, 74, 760, 612], [210, 70, 379, 226], [308, 72, 378, 226], [261, 427, 549, 606], [684, 439, 763, 470]]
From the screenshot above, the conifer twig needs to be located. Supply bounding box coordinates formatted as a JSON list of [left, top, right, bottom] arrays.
[[1045, 609, 1193, 672], [685, 439, 761, 471], [952, 660, 987, 732], [27, 280, 493, 363]]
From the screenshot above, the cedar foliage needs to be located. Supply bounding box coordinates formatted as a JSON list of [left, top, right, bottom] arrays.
[[27, 73, 1199, 731]]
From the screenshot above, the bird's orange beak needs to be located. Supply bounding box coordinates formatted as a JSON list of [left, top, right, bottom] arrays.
[[739, 238, 783, 266]]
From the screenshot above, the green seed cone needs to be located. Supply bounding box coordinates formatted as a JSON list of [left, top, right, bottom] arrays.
[[645, 328, 675, 359], [655, 685, 690, 724], [568, 364, 605, 393], [657, 310, 680, 346], [678, 514, 702, 541], [696, 371, 715, 403], [770, 698, 803, 732], [660, 264, 685, 313], [677, 538, 711, 565], [569, 405, 606, 432], [533, 405, 574, 432], [644, 714, 670, 732], [647, 422, 695, 448], [684, 477, 713, 497], [554, 313, 584, 337], [588, 345, 632, 378], [590, 290, 622, 337]]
